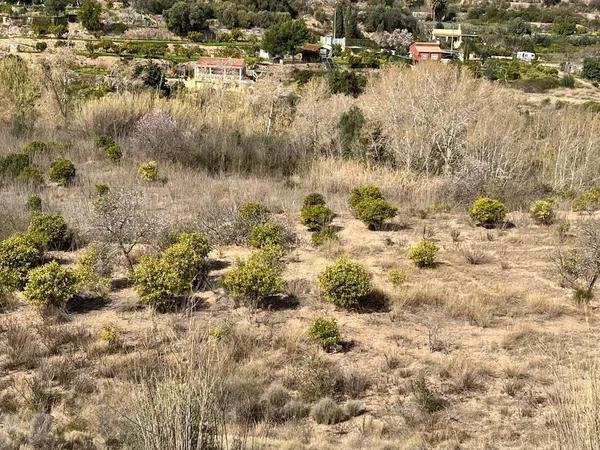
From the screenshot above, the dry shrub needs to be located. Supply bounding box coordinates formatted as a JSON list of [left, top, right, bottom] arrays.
[[130, 109, 197, 161], [222, 370, 266, 425], [97, 351, 162, 381], [550, 362, 600, 450], [260, 383, 291, 422], [445, 294, 493, 327], [458, 244, 490, 265], [306, 158, 445, 209], [501, 326, 547, 352], [0, 194, 29, 240], [21, 373, 62, 413], [35, 323, 92, 355], [123, 341, 232, 450], [37, 354, 83, 387], [362, 65, 529, 179], [439, 356, 485, 394], [395, 284, 448, 309], [218, 323, 264, 363], [356, 64, 600, 205], [503, 379, 526, 397], [0, 412, 96, 450], [524, 293, 565, 317], [310, 397, 347, 425], [343, 400, 364, 418], [78, 93, 155, 138], [286, 352, 343, 402], [1, 321, 42, 369]]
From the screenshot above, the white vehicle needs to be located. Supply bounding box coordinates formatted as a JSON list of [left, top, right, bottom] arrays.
[[516, 51, 536, 62]]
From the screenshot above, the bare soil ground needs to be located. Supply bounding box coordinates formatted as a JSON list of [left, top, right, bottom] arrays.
[[1, 187, 596, 448]]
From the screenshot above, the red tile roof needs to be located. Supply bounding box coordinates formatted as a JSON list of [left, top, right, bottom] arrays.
[[196, 57, 246, 69], [410, 42, 443, 53], [301, 44, 322, 52]]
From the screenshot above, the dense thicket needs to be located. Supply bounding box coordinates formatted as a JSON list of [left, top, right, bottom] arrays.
[[0, 58, 599, 210]]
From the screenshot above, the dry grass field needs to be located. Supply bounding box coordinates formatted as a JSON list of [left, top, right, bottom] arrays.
[[1, 62, 600, 449]]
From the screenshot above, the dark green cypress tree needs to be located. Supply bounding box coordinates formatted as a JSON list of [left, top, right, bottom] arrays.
[[343, 6, 359, 39], [334, 2, 344, 38]]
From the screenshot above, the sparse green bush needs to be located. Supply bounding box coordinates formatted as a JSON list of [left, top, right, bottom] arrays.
[[312, 226, 338, 247], [348, 185, 384, 211], [348, 185, 396, 230], [408, 240, 439, 268], [412, 375, 446, 413], [468, 197, 508, 226], [17, 165, 43, 184], [574, 287, 594, 305], [301, 204, 334, 231], [560, 74, 575, 88], [23, 261, 78, 310], [572, 189, 600, 213], [222, 249, 285, 308], [582, 57, 600, 82], [74, 244, 113, 297], [105, 143, 123, 162], [133, 255, 187, 310], [22, 140, 57, 156], [302, 193, 326, 208], [530, 199, 555, 225], [238, 201, 271, 235], [96, 183, 110, 196], [249, 222, 285, 249], [0, 266, 19, 308], [0, 153, 30, 179], [318, 257, 371, 308], [354, 197, 397, 230], [132, 232, 210, 309], [138, 161, 160, 182], [25, 194, 42, 212], [100, 323, 120, 348], [28, 212, 68, 250], [95, 134, 122, 162], [163, 232, 211, 288], [310, 397, 347, 424], [48, 159, 76, 186], [94, 134, 114, 149], [308, 317, 341, 349], [0, 233, 44, 281], [388, 267, 408, 286]]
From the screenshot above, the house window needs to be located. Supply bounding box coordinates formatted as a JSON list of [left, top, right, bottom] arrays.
[[431, 53, 440, 60], [421, 53, 429, 60]]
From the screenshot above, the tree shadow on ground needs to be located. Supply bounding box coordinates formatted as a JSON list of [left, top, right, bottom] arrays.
[[66, 295, 111, 314], [355, 289, 390, 313], [262, 294, 301, 311]]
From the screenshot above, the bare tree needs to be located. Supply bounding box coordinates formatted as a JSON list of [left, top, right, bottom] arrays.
[[556, 219, 600, 303], [0, 55, 41, 134], [40, 50, 80, 123], [292, 77, 347, 156], [91, 189, 159, 272]]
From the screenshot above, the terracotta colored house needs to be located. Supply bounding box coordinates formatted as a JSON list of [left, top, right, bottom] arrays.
[[409, 42, 443, 62], [194, 57, 246, 81], [300, 43, 325, 62]]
